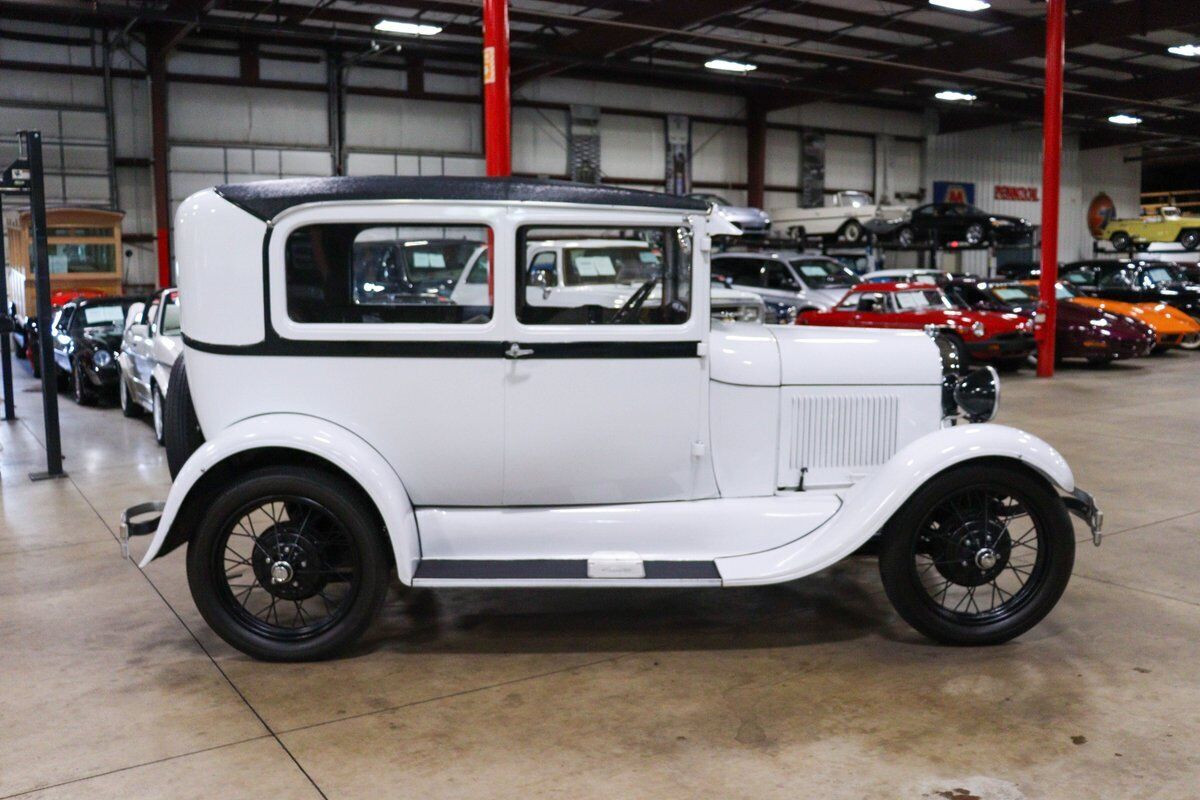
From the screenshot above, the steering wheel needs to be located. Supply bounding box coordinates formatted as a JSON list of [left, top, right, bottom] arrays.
[[611, 277, 658, 324]]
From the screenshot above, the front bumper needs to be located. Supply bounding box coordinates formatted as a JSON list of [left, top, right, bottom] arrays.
[[1063, 487, 1103, 546], [966, 333, 1037, 360]]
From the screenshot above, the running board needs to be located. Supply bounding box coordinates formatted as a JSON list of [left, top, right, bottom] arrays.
[[411, 559, 722, 587]]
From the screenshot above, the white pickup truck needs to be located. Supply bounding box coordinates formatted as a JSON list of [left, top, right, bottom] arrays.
[[771, 191, 909, 244]]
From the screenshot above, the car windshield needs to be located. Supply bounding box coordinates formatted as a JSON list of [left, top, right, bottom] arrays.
[[991, 285, 1037, 304], [1143, 265, 1180, 284], [840, 191, 872, 207], [788, 258, 860, 288], [79, 305, 126, 327], [1054, 283, 1079, 300], [562, 245, 662, 286], [893, 289, 953, 310], [690, 193, 731, 206]]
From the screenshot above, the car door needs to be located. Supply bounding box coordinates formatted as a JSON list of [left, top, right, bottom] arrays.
[[502, 211, 712, 506], [135, 295, 160, 399]]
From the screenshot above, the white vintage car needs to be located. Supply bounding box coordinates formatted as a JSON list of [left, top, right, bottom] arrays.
[[126, 177, 1100, 661], [771, 190, 909, 243], [450, 238, 765, 323], [118, 288, 183, 442]]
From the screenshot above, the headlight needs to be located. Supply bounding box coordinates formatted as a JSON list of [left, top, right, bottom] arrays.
[[954, 367, 1000, 423], [93, 350, 113, 368]]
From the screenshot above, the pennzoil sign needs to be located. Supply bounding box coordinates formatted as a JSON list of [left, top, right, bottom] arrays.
[[994, 185, 1039, 202]]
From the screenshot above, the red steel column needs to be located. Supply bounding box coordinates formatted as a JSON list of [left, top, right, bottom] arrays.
[[483, 0, 511, 177], [1037, 0, 1065, 377]]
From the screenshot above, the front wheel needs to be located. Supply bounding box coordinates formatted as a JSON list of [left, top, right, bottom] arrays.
[[1180, 230, 1200, 251], [186, 466, 390, 661], [839, 219, 865, 244], [1178, 334, 1200, 351], [151, 386, 165, 445], [964, 222, 985, 245], [119, 374, 142, 417], [878, 462, 1075, 645], [71, 360, 95, 404], [1110, 231, 1132, 252], [895, 225, 915, 248]]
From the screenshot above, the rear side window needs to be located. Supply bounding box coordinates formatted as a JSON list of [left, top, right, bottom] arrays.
[[285, 224, 492, 324]]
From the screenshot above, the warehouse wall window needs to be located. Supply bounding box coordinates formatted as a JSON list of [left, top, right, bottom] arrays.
[[284, 224, 491, 323]]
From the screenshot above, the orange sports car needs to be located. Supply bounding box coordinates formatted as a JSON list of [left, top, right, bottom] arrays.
[[1022, 280, 1200, 351]]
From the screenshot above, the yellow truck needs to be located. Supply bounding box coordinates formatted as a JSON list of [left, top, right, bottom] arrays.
[[1101, 206, 1200, 251]]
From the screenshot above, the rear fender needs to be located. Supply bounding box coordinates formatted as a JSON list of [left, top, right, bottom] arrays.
[[137, 413, 419, 583], [716, 423, 1074, 586]]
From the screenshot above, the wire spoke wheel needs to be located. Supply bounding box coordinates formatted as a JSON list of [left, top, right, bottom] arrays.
[[911, 487, 1044, 625], [878, 463, 1074, 645], [214, 495, 362, 641]]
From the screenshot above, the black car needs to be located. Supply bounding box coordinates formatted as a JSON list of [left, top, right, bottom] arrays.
[[1059, 259, 1200, 320], [886, 203, 1033, 248], [51, 295, 143, 405]]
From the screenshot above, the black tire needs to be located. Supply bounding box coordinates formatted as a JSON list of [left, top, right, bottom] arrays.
[[839, 219, 866, 244], [151, 385, 165, 445], [993, 356, 1029, 372], [164, 356, 205, 479], [119, 373, 142, 417], [896, 225, 915, 248], [29, 342, 41, 378], [1110, 231, 1132, 252], [878, 462, 1075, 645], [1086, 356, 1114, 367], [940, 332, 969, 370], [186, 465, 390, 661], [72, 359, 96, 405], [1180, 229, 1200, 251]]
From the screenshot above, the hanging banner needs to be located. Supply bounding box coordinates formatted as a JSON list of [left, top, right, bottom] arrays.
[[664, 114, 691, 195]]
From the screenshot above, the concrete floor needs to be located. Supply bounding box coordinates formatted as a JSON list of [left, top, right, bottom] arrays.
[[1, 352, 1198, 800]]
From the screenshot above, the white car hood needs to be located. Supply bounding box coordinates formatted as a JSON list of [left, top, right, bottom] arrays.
[[709, 323, 942, 387]]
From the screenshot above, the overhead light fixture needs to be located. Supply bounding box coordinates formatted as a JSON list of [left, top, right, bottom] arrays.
[[935, 90, 977, 102], [705, 59, 757, 74], [1108, 114, 1142, 126], [374, 20, 442, 36], [929, 0, 991, 11], [1167, 44, 1200, 57]]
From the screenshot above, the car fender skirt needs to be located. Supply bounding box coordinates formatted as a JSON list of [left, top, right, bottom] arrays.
[[716, 423, 1074, 586], [137, 413, 419, 582]]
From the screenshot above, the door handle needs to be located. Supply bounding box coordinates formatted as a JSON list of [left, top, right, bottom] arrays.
[[505, 342, 534, 359]]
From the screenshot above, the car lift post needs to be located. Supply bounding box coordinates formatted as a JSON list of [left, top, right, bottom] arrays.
[[2, 132, 66, 478], [1036, 0, 1065, 378], [0, 193, 16, 422], [483, 0, 510, 306]]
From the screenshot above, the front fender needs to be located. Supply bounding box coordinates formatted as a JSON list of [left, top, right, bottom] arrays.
[[137, 413, 420, 583], [716, 423, 1074, 586]]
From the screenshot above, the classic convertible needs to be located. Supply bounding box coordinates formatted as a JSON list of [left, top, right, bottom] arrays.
[[1060, 259, 1200, 320], [797, 282, 1036, 368], [944, 278, 1155, 365], [123, 176, 1099, 661], [1023, 280, 1200, 352]]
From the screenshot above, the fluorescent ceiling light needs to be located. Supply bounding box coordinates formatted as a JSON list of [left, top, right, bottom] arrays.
[[374, 20, 442, 36], [1108, 114, 1142, 126], [1168, 44, 1200, 57], [705, 59, 757, 74], [929, 0, 991, 11], [935, 90, 977, 102]]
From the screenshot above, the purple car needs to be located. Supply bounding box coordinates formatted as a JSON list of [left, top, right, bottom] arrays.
[[947, 278, 1155, 365]]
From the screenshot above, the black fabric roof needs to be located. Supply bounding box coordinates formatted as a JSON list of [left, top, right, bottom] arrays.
[[215, 176, 707, 221]]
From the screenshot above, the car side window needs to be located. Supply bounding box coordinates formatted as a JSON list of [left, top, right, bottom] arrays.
[[161, 292, 181, 335], [516, 225, 691, 325], [712, 258, 764, 287], [285, 224, 492, 324], [857, 293, 886, 312], [764, 261, 798, 290], [1098, 270, 1131, 289], [1063, 268, 1092, 286]]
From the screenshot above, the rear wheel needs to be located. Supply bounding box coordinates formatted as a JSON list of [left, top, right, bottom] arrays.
[[964, 222, 985, 245], [896, 226, 915, 248], [119, 374, 142, 417], [839, 219, 866, 244], [878, 463, 1075, 645], [1180, 230, 1200, 251], [186, 466, 390, 661], [151, 385, 165, 445]]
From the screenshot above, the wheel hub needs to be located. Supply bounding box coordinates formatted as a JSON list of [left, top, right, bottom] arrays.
[[930, 517, 1012, 587], [251, 525, 327, 601]]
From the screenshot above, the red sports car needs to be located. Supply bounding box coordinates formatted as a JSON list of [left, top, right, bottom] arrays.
[[797, 282, 1036, 367]]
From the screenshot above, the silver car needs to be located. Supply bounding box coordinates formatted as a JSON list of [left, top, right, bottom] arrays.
[[688, 193, 771, 237], [711, 251, 861, 323]]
